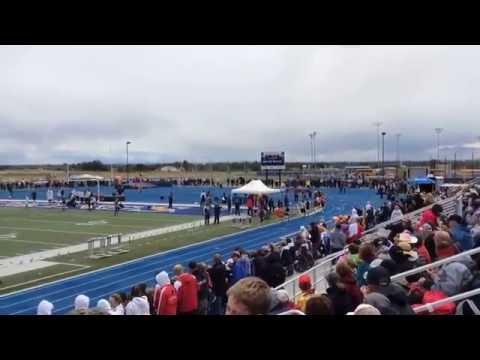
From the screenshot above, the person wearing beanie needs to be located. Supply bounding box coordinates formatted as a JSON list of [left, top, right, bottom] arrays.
[[295, 274, 315, 313], [269, 289, 295, 314], [37, 300, 54, 315], [153, 271, 178, 315]]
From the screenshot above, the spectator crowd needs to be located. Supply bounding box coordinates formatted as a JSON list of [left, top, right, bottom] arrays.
[[35, 184, 480, 315]]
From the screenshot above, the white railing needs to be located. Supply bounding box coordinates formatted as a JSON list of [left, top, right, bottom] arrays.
[[391, 246, 480, 282], [413, 288, 480, 314], [275, 188, 467, 302]]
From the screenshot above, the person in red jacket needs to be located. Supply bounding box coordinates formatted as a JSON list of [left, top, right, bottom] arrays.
[[153, 271, 178, 315], [417, 204, 443, 230], [174, 264, 199, 315]]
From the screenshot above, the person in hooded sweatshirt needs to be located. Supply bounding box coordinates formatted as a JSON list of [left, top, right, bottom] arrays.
[[69, 294, 90, 315], [125, 285, 150, 315], [175, 264, 199, 315], [37, 300, 54, 315], [97, 299, 113, 315], [153, 271, 178, 315]]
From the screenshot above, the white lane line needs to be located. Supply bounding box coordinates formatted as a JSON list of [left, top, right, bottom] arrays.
[[0, 265, 90, 293]]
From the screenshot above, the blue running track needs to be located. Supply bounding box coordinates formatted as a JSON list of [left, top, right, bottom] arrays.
[[0, 188, 382, 315]]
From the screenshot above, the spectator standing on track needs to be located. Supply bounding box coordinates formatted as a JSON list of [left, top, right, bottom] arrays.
[[231, 251, 252, 284], [153, 271, 177, 315], [204, 205, 211, 225], [109, 294, 125, 315], [168, 192, 173, 209], [214, 202, 221, 224], [37, 300, 54, 315], [70, 294, 90, 315], [175, 264, 199, 315], [114, 196, 120, 216], [226, 277, 272, 315], [208, 254, 229, 315], [233, 195, 241, 216], [227, 195, 232, 214], [189, 262, 211, 315]]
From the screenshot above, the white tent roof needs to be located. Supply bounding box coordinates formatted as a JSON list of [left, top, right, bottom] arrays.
[[69, 174, 104, 181], [231, 179, 281, 195]]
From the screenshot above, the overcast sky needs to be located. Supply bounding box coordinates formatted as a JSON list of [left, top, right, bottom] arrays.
[[1, 45, 480, 165]]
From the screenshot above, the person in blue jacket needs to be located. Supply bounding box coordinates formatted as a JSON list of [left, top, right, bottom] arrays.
[[447, 214, 473, 251]]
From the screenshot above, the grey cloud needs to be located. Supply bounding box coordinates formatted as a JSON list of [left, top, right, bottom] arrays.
[[1, 45, 480, 164]]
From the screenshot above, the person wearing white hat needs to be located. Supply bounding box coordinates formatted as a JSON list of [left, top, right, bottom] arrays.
[[37, 300, 54, 315]]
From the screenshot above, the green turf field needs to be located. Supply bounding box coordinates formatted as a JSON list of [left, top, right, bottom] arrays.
[[0, 218, 279, 293], [0, 207, 200, 257]]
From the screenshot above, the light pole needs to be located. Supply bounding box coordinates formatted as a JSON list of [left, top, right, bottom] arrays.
[[434, 128, 443, 170], [308, 132, 315, 170], [395, 133, 401, 178], [312, 131, 317, 170], [373, 121, 383, 170], [381, 132, 386, 178], [126, 141, 131, 183]]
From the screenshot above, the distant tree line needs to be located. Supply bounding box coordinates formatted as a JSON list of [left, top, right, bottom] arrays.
[[1, 159, 478, 172]]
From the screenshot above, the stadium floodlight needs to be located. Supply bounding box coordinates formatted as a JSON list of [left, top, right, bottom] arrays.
[[126, 141, 132, 183], [434, 128, 443, 163], [373, 122, 383, 169]]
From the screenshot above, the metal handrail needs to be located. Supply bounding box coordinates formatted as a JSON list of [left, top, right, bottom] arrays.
[[274, 188, 465, 300], [413, 288, 480, 314], [391, 246, 480, 282]]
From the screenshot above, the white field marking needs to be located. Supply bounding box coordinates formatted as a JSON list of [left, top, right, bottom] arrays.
[[0, 212, 303, 301], [0, 217, 189, 230], [75, 220, 108, 226], [0, 210, 320, 306], [0, 265, 90, 292], [0, 225, 106, 236], [0, 238, 71, 247], [0, 233, 17, 239], [53, 262, 90, 268], [3, 216, 309, 312]]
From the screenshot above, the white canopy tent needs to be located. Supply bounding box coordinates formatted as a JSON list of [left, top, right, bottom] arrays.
[[68, 174, 104, 200], [231, 179, 282, 195]]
